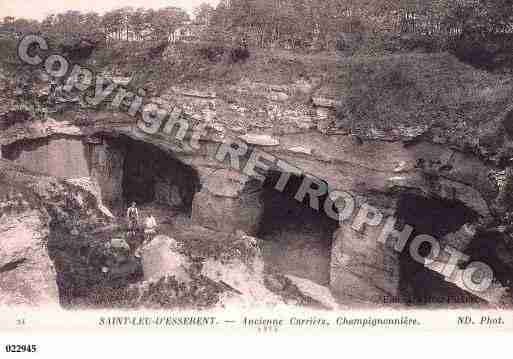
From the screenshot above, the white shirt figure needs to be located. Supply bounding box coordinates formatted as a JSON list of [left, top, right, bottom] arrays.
[[144, 215, 157, 234]]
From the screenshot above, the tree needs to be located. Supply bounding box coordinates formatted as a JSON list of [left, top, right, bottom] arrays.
[[194, 3, 215, 26], [102, 8, 127, 41], [81, 12, 102, 35], [129, 8, 147, 41], [152, 7, 190, 42]]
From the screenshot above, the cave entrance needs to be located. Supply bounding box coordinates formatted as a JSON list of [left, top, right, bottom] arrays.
[[395, 192, 481, 305], [47, 134, 202, 307], [1, 133, 202, 215], [122, 140, 155, 205], [256, 171, 338, 286], [112, 135, 201, 213]]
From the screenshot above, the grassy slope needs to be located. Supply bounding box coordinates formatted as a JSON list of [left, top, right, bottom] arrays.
[[337, 52, 513, 139], [94, 44, 337, 92]]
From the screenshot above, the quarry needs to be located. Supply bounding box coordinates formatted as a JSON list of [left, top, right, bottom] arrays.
[[2, 34, 513, 311]]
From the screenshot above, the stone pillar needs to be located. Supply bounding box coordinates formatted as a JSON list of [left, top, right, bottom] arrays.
[[191, 169, 264, 235], [330, 222, 401, 305], [89, 140, 125, 208]]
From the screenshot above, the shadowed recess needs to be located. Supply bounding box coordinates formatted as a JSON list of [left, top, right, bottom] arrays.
[[256, 170, 338, 286]]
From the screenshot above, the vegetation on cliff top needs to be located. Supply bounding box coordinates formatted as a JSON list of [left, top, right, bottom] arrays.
[[338, 52, 513, 134]]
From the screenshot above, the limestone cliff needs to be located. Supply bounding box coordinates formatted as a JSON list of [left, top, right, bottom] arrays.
[[1, 51, 513, 308]]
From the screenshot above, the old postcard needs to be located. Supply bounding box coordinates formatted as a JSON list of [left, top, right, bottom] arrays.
[[1, 0, 513, 347]]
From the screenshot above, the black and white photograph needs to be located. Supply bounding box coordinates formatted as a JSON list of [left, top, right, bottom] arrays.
[[1, 1, 513, 346]]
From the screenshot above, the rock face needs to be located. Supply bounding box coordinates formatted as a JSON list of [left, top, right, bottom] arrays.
[[1, 134, 124, 208], [88, 138, 125, 208], [191, 170, 264, 235], [1, 132, 202, 212], [2, 136, 90, 179], [2, 51, 513, 308], [141, 235, 190, 282], [0, 110, 505, 307], [0, 206, 59, 307], [239, 133, 280, 146], [155, 182, 183, 207], [285, 274, 340, 310], [0, 160, 114, 307], [331, 224, 401, 305]]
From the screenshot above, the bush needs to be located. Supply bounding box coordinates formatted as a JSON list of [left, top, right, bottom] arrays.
[[449, 32, 513, 72], [397, 34, 441, 53], [194, 42, 226, 62], [0, 35, 22, 69], [352, 32, 441, 56], [337, 52, 512, 136], [229, 47, 250, 63], [193, 41, 250, 64], [337, 32, 364, 53]]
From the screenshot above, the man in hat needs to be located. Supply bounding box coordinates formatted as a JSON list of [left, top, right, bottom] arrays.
[[126, 201, 139, 237]]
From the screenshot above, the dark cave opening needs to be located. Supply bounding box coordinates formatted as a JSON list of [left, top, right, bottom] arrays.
[[104, 134, 202, 214], [122, 139, 156, 205], [464, 228, 513, 295], [256, 171, 339, 286], [395, 192, 481, 305]]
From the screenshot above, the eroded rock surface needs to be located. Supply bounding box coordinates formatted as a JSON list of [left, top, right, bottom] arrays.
[[192, 170, 264, 235], [0, 206, 57, 307], [1, 51, 513, 308], [141, 235, 190, 282], [331, 224, 401, 305], [0, 160, 114, 307]]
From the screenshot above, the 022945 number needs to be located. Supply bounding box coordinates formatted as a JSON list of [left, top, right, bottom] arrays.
[[5, 345, 37, 353]]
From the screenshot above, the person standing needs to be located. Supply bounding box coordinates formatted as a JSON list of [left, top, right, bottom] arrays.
[[126, 201, 139, 236], [135, 214, 158, 258], [143, 214, 158, 243]]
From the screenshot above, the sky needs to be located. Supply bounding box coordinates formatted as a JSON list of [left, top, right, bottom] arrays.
[[0, 0, 220, 21]]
